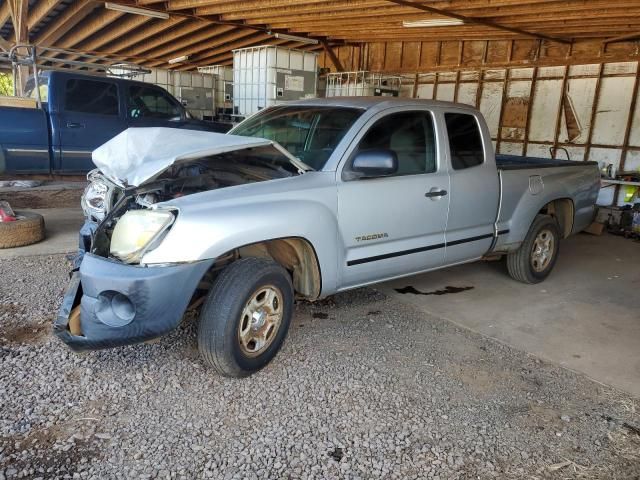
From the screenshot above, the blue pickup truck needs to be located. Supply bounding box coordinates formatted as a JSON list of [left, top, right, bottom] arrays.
[[0, 70, 225, 174]]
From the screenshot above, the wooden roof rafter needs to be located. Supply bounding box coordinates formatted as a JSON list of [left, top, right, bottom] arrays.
[[1, 0, 640, 70]]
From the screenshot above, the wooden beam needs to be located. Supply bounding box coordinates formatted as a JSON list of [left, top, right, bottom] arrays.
[[322, 40, 343, 71], [603, 31, 640, 44], [143, 25, 239, 65], [28, 0, 65, 30], [99, 0, 331, 47], [101, 17, 187, 54], [55, 10, 124, 49], [33, 2, 97, 46], [65, 14, 151, 62], [0, 36, 11, 52], [0, 3, 11, 29], [8, 0, 28, 41], [383, 0, 572, 44]]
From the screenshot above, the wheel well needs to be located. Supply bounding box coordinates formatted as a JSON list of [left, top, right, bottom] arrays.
[[201, 238, 320, 301], [539, 198, 574, 238]]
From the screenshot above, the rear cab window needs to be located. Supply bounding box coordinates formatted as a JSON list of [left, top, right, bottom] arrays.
[[445, 113, 485, 170], [64, 79, 119, 116]]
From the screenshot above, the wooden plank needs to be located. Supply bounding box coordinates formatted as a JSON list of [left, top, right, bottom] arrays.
[[144, 27, 249, 66], [0, 36, 10, 52], [523, 66, 539, 155], [583, 63, 605, 162], [603, 31, 640, 44], [0, 3, 10, 29], [33, 2, 97, 46], [52, 10, 124, 51], [8, 0, 28, 96], [322, 41, 344, 72], [102, 17, 186, 54], [28, 0, 64, 30], [0, 96, 37, 108], [551, 65, 570, 158]]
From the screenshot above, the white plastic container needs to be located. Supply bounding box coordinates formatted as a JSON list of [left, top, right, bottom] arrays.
[[233, 46, 318, 116], [173, 71, 215, 120], [325, 71, 401, 97], [198, 65, 234, 116], [133, 68, 215, 120]]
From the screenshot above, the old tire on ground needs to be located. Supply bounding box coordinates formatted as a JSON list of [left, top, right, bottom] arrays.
[[506, 214, 560, 284], [0, 211, 45, 249], [197, 257, 294, 378]]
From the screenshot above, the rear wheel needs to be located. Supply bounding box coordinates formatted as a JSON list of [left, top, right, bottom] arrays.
[[506, 214, 560, 284], [197, 257, 294, 377]]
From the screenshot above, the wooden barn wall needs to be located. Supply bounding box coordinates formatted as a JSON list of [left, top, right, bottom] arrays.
[[319, 40, 640, 205]]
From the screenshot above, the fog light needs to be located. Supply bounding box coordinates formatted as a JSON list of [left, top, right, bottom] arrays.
[[95, 291, 135, 327]]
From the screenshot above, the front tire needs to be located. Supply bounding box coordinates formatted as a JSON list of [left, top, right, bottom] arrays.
[[197, 257, 294, 377], [506, 214, 560, 284]]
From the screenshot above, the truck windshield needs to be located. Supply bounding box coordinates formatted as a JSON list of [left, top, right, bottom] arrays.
[[230, 106, 364, 170]]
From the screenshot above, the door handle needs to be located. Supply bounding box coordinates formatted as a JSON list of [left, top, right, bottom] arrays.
[[66, 122, 84, 129], [425, 188, 448, 199]]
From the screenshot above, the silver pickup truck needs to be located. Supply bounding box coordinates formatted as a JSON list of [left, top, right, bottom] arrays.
[[56, 98, 600, 377]]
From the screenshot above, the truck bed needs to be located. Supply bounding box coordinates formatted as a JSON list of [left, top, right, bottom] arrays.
[[496, 154, 598, 170]]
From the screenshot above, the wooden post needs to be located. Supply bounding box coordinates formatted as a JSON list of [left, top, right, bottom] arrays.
[[8, 0, 28, 96], [0, 36, 10, 52], [551, 65, 570, 158], [613, 62, 640, 204], [584, 63, 605, 162], [321, 40, 343, 72], [495, 69, 510, 154], [523, 67, 539, 156]]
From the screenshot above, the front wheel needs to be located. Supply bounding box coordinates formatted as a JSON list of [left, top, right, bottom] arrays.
[[197, 257, 294, 377], [506, 214, 561, 284]]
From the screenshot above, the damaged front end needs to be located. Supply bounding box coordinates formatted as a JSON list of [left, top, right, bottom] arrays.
[[56, 127, 303, 351]]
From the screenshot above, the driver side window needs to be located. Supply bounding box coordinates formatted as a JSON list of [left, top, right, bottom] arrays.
[[128, 86, 181, 120], [355, 111, 436, 176]]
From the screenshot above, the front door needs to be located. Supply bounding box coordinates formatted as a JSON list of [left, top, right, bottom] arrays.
[[57, 78, 125, 172], [337, 109, 450, 289]]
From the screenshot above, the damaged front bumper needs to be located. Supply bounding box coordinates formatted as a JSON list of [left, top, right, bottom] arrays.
[[55, 253, 213, 351]]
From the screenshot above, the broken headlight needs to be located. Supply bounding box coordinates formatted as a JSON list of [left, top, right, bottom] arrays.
[[82, 170, 119, 222], [109, 209, 175, 264]]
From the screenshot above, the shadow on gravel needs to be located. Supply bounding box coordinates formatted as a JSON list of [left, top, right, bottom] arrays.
[[1, 424, 102, 478], [0, 321, 50, 346]]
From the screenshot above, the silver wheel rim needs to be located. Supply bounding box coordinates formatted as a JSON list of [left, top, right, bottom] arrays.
[[531, 228, 555, 273], [238, 285, 283, 357]]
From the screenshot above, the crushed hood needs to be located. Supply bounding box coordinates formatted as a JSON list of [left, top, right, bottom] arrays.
[[92, 127, 304, 187]]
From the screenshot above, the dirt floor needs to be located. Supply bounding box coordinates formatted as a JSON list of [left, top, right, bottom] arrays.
[[0, 254, 639, 479]]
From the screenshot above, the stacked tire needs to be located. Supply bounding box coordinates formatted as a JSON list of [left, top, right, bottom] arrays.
[[0, 211, 45, 249]]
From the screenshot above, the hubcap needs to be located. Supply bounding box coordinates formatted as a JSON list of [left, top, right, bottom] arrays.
[[531, 228, 555, 273], [238, 285, 283, 357]]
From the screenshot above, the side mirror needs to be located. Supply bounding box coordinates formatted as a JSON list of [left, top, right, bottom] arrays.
[[351, 149, 398, 178]]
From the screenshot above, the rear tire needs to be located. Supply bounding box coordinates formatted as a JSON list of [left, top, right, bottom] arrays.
[[197, 257, 294, 377], [506, 214, 560, 284]]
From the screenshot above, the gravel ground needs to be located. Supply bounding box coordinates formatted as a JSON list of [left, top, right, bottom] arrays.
[[1, 254, 639, 480]]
